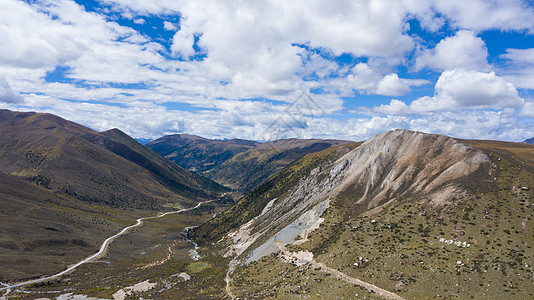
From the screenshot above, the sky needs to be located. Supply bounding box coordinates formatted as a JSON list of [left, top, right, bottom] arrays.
[[1, 0, 534, 142]]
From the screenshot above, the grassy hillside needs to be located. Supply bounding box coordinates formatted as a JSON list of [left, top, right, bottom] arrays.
[[0, 109, 229, 286], [0, 168, 229, 297], [227, 139, 534, 299], [147, 134, 258, 173], [0, 171, 140, 282], [0, 110, 227, 210], [5, 132, 533, 299]]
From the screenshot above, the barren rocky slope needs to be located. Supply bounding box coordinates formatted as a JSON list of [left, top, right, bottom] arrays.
[[191, 130, 534, 299], [212, 130, 493, 264]]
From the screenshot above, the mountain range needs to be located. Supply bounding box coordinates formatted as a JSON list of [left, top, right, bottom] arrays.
[[1, 110, 533, 299], [147, 134, 352, 193]]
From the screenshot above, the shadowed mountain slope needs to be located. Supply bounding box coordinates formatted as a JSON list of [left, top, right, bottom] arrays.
[[147, 134, 353, 192], [0, 110, 227, 210], [0, 109, 229, 282]]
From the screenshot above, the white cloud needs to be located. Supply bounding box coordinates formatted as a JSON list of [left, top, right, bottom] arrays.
[[133, 18, 145, 24], [500, 48, 534, 89], [372, 99, 410, 115], [410, 69, 523, 113], [0, 0, 156, 84], [104, 0, 416, 59], [375, 74, 411, 97], [163, 21, 177, 31], [502, 48, 534, 64], [170, 26, 196, 58], [0, 77, 24, 103], [3, 92, 531, 142], [430, 0, 534, 32], [347, 63, 429, 97], [407, 110, 528, 141], [519, 100, 534, 118], [1, 0, 533, 143], [404, 0, 534, 33], [415, 30, 489, 71]]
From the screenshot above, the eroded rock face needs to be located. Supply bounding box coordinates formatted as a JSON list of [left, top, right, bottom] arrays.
[[224, 130, 492, 263], [331, 129, 491, 212]]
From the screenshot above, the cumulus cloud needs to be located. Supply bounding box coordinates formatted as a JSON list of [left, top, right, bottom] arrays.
[[171, 28, 196, 58], [0, 0, 157, 85], [369, 70, 524, 116], [347, 63, 429, 96], [0, 77, 24, 103], [415, 30, 489, 71], [105, 0, 416, 58], [429, 0, 534, 32], [2, 0, 534, 143], [372, 99, 410, 115], [163, 21, 177, 31], [410, 69, 523, 112]]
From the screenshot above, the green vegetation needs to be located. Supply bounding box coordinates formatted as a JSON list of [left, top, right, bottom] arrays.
[[228, 144, 534, 298], [5, 205, 229, 299], [3, 114, 534, 300], [147, 133, 353, 193], [163, 202, 184, 209], [188, 261, 211, 273], [0, 110, 230, 290]]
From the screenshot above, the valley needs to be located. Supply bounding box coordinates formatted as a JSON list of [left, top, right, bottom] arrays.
[[3, 1, 534, 299], [147, 134, 353, 194], [0, 200, 214, 292], [0, 111, 533, 299]]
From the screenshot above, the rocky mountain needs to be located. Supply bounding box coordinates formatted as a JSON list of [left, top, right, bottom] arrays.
[[192, 130, 492, 249], [188, 130, 534, 299], [4, 126, 534, 299], [147, 134, 353, 193], [0, 110, 227, 210], [524, 137, 534, 144]]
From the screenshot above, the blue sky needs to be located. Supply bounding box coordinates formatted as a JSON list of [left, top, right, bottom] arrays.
[[1, 0, 534, 141]]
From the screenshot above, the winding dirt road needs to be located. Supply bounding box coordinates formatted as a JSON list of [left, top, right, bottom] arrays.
[[0, 201, 213, 292], [225, 260, 237, 299], [275, 241, 406, 300]]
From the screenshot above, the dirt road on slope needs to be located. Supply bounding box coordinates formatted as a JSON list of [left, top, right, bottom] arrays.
[[275, 241, 406, 300]]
